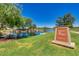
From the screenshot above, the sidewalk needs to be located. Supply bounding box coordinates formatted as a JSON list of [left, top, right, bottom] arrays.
[[71, 30, 79, 34]]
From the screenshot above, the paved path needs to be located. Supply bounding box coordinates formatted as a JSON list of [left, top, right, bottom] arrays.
[[71, 30, 79, 34]]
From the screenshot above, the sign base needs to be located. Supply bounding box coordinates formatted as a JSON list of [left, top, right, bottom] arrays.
[[52, 40, 75, 49]]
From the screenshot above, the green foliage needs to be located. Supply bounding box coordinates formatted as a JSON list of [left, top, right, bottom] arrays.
[[0, 4, 33, 29], [0, 4, 21, 29], [56, 13, 75, 28], [42, 27, 49, 32], [0, 32, 3, 36], [28, 24, 37, 36], [29, 24, 37, 29], [21, 17, 32, 28], [14, 16, 32, 29]]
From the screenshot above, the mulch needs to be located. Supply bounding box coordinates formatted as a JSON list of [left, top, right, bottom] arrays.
[[0, 38, 15, 43]]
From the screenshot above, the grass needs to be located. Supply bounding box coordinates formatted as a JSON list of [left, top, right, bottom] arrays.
[[71, 27, 79, 32], [0, 32, 79, 56]]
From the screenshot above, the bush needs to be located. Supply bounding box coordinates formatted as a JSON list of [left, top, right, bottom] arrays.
[[0, 32, 3, 37], [28, 32, 36, 36]]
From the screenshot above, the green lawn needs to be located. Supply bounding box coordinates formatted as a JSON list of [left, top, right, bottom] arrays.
[[0, 32, 79, 56], [71, 27, 79, 32]]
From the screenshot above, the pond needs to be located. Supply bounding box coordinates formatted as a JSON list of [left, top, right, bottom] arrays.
[[9, 32, 44, 39], [46, 29, 54, 32], [0, 29, 54, 39]]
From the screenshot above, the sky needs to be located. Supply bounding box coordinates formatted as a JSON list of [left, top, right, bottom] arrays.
[[20, 3, 79, 28]]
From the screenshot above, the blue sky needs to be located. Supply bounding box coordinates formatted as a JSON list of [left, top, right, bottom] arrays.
[[20, 3, 79, 27]]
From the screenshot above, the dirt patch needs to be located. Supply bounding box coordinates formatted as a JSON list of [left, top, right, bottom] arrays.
[[0, 38, 16, 43], [16, 42, 33, 48], [0, 48, 6, 51]]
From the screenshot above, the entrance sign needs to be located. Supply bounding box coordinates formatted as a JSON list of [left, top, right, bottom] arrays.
[[52, 27, 75, 48]]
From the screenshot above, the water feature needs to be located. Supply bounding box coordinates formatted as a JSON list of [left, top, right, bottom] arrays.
[[16, 29, 54, 38], [0, 29, 54, 39], [8, 32, 29, 39], [35, 31, 43, 35], [17, 32, 29, 38], [9, 31, 44, 38], [46, 29, 54, 32]]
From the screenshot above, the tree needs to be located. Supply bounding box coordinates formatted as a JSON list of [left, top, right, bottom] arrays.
[[56, 17, 64, 26], [29, 24, 37, 32], [56, 13, 75, 28], [0, 4, 21, 29], [25, 18, 32, 27], [43, 27, 49, 32], [16, 17, 32, 29], [28, 24, 37, 36]]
